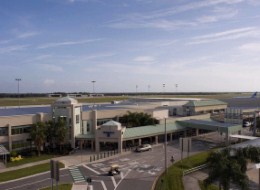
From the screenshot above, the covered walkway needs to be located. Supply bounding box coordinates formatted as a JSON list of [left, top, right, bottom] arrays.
[[0, 145, 9, 165], [178, 119, 243, 145]]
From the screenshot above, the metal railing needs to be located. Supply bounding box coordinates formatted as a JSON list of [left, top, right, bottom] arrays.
[[182, 163, 208, 176]]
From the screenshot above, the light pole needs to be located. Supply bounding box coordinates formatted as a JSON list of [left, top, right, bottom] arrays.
[[163, 84, 165, 93], [91, 81, 96, 95], [91, 81, 96, 108], [175, 84, 178, 93], [165, 118, 167, 175], [135, 85, 138, 104], [148, 85, 150, 93], [15, 78, 21, 108]]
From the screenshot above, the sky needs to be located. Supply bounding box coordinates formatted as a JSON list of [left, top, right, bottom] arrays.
[[1, 0, 260, 93]]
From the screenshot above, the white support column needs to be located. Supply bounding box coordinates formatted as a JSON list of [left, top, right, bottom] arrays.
[[196, 129, 199, 136], [138, 139, 142, 145], [225, 132, 229, 146], [155, 136, 158, 144], [8, 124, 12, 151]]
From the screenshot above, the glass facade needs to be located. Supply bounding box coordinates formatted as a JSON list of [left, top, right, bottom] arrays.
[[12, 140, 30, 149], [11, 125, 31, 135]]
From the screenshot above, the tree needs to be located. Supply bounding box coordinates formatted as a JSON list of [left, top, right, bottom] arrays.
[[205, 148, 249, 190], [45, 120, 56, 152], [206, 146, 260, 190], [119, 111, 159, 128], [30, 122, 46, 156], [55, 118, 68, 154]]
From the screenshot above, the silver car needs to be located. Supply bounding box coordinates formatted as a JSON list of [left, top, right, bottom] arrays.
[[136, 144, 152, 152]]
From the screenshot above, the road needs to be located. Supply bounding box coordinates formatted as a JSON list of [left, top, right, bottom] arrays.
[[0, 139, 214, 190]]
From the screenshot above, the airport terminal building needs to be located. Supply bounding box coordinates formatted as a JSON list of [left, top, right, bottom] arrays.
[[0, 97, 243, 153]]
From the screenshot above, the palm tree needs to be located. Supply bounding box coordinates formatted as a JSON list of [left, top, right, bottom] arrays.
[[45, 120, 56, 153], [55, 118, 67, 154], [30, 122, 46, 156], [120, 111, 158, 128], [205, 148, 249, 190]]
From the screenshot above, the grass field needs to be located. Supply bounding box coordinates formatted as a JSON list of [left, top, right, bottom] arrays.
[[7, 154, 54, 167], [0, 96, 129, 107], [0, 92, 248, 107]]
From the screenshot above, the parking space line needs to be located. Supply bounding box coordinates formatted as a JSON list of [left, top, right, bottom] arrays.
[[84, 165, 101, 175], [111, 176, 116, 188], [114, 169, 131, 190], [93, 180, 107, 190]]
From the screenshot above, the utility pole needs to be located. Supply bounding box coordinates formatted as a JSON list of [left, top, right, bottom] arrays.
[[165, 118, 167, 174]]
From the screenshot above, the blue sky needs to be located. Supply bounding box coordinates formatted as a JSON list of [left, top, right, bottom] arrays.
[[1, 0, 260, 93]]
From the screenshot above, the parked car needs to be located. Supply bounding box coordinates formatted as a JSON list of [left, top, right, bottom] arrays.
[[136, 144, 152, 152], [108, 164, 120, 176]]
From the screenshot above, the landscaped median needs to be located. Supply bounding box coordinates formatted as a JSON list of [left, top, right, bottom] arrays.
[[154, 151, 213, 190], [0, 162, 64, 182]]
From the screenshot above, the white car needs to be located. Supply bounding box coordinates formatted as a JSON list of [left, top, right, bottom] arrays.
[[136, 144, 152, 152]]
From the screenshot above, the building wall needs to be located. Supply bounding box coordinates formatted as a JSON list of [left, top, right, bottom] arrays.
[[194, 105, 227, 112], [74, 106, 81, 136], [0, 113, 50, 151]]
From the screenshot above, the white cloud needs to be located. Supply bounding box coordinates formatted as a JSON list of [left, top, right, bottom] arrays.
[[17, 31, 39, 39], [239, 43, 260, 52], [43, 79, 55, 86], [188, 27, 259, 45], [196, 9, 238, 23], [106, 0, 242, 30], [41, 64, 63, 72], [0, 44, 29, 54], [37, 39, 102, 49], [133, 56, 155, 63]]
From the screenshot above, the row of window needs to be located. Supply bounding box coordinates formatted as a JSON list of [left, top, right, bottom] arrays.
[[0, 127, 8, 136], [12, 140, 30, 149], [12, 126, 31, 135], [0, 125, 32, 136]]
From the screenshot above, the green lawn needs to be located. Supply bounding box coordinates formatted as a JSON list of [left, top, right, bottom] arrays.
[[199, 180, 219, 190], [40, 184, 72, 190], [0, 93, 247, 107], [155, 151, 212, 190], [0, 96, 129, 106], [7, 154, 54, 167], [0, 162, 64, 182]]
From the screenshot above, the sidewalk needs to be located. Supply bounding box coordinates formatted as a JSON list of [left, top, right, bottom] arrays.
[[0, 149, 133, 173], [183, 170, 208, 190], [183, 164, 259, 190]]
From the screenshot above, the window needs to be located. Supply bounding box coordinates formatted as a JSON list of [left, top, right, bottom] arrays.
[[12, 140, 30, 149], [87, 123, 90, 132], [0, 127, 8, 136], [11, 125, 31, 135], [76, 115, 80, 124]]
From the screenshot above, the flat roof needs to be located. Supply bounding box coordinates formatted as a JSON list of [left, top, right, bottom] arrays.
[[231, 138, 260, 149], [0, 106, 51, 117], [123, 122, 186, 140], [0, 102, 139, 117], [222, 98, 260, 108], [178, 119, 242, 134]]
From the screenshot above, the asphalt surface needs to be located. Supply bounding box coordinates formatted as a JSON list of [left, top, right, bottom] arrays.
[[0, 139, 215, 190], [0, 170, 71, 190]]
